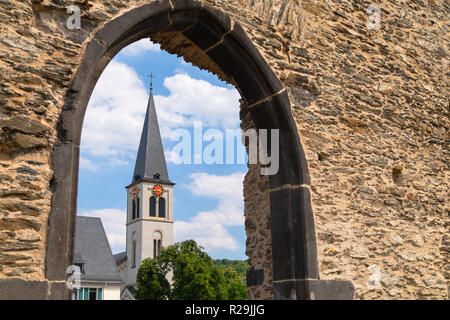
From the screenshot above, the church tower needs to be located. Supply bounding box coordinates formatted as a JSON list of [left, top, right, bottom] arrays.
[[122, 84, 175, 288]]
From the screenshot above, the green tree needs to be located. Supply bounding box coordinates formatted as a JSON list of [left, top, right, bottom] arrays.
[[223, 266, 247, 300], [164, 240, 227, 300], [135, 258, 170, 300], [213, 259, 248, 278], [136, 240, 238, 300]]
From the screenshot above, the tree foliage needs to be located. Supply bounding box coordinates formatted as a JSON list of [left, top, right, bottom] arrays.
[[135, 240, 246, 300], [213, 259, 248, 278], [223, 266, 247, 300], [135, 258, 170, 300]]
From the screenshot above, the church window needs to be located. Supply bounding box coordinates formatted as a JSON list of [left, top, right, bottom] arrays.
[[132, 199, 136, 220], [153, 239, 162, 258], [158, 197, 166, 218], [150, 196, 156, 217], [136, 197, 140, 219], [132, 240, 137, 268]]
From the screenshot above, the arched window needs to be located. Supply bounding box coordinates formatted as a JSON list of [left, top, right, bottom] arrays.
[[132, 199, 136, 220], [136, 197, 140, 219], [149, 197, 156, 217], [131, 232, 137, 268], [153, 239, 161, 258], [132, 240, 136, 268], [158, 197, 166, 218], [153, 231, 162, 258]]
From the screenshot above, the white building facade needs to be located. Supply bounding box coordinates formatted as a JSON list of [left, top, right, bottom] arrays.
[[123, 181, 174, 286]]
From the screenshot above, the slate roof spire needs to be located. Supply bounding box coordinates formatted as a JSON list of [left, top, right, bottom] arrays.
[[131, 89, 172, 185]]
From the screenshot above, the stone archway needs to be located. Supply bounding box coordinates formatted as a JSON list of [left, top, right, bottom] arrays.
[[4, 0, 353, 300]]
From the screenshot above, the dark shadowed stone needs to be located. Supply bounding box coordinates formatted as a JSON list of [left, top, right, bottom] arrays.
[[288, 85, 316, 108], [270, 187, 319, 281], [106, 13, 171, 57], [96, 0, 172, 46], [69, 38, 107, 95], [206, 30, 274, 105], [0, 114, 49, 134], [162, 9, 197, 33], [270, 188, 292, 280], [273, 280, 354, 300], [171, 0, 203, 11], [182, 8, 230, 50], [0, 253, 32, 265], [46, 141, 79, 281], [202, 4, 232, 31], [0, 202, 41, 215], [248, 91, 311, 188], [228, 23, 284, 96], [0, 174, 13, 183], [247, 267, 264, 286], [25, 160, 45, 166], [13, 166, 38, 175], [0, 218, 41, 231], [291, 187, 318, 279], [49, 282, 71, 300], [0, 279, 48, 300], [0, 241, 40, 252]]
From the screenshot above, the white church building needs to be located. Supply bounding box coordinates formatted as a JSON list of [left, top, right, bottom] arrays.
[[114, 87, 175, 300]]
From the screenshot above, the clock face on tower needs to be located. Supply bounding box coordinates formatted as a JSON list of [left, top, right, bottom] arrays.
[[152, 185, 164, 197]]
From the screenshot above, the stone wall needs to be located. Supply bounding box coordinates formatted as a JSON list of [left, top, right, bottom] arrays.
[[0, 0, 448, 299]]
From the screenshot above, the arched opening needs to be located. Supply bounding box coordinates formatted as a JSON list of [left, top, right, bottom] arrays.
[[153, 231, 163, 258], [46, 0, 352, 300]]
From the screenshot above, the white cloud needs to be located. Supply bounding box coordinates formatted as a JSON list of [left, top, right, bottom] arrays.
[[81, 61, 240, 167], [155, 73, 240, 129], [79, 208, 126, 253], [81, 60, 148, 159], [119, 39, 160, 56], [164, 149, 183, 164], [79, 156, 130, 172], [174, 172, 245, 252], [79, 157, 98, 171], [175, 221, 239, 251]]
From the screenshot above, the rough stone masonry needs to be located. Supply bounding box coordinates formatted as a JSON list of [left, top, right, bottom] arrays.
[[0, 0, 448, 299]]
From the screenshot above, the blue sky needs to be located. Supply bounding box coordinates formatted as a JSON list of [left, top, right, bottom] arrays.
[[77, 39, 247, 260]]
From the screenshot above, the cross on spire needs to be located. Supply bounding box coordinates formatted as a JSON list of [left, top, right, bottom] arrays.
[[147, 73, 155, 95]]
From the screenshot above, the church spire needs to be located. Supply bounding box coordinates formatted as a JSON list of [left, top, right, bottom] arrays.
[[131, 84, 171, 185]]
